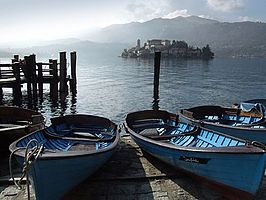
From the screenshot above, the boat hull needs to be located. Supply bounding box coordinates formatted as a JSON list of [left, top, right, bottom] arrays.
[[130, 133, 265, 198], [10, 114, 119, 200], [125, 110, 266, 199], [15, 148, 116, 200]]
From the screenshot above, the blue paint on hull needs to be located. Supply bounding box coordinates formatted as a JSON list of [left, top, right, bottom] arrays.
[[126, 110, 266, 198], [16, 150, 115, 200], [10, 114, 120, 200], [131, 134, 265, 195]]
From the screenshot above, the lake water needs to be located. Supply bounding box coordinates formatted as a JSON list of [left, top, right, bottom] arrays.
[[1, 55, 266, 124]]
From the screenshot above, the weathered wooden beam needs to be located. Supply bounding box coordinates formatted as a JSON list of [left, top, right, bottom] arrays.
[[37, 63, 43, 99], [70, 51, 77, 93], [24, 56, 32, 105], [13, 54, 19, 62], [0, 67, 2, 101], [153, 52, 161, 110], [50, 59, 58, 101], [11, 58, 22, 105], [30, 54, 38, 102], [59, 52, 68, 94]]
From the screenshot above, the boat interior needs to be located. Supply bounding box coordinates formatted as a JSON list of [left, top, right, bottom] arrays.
[[130, 118, 246, 148], [15, 124, 115, 152]]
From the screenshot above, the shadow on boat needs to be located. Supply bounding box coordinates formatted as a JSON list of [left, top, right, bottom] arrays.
[[63, 137, 154, 199], [142, 150, 266, 200]]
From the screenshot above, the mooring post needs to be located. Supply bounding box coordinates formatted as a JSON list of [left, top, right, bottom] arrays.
[[37, 63, 43, 99], [0, 66, 2, 101], [30, 54, 38, 102], [24, 56, 32, 105], [70, 51, 77, 93], [59, 52, 68, 94], [13, 55, 19, 62], [50, 59, 58, 101], [153, 51, 161, 110], [12, 57, 22, 105], [12, 62, 22, 105]]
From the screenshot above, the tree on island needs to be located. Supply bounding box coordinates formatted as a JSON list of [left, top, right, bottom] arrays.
[[202, 44, 214, 59]]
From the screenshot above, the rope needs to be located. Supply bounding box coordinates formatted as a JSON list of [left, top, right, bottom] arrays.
[[251, 140, 266, 151], [9, 139, 44, 200]]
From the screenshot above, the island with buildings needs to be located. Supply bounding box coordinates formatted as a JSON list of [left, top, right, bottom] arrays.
[[121, 39, 214, 59]]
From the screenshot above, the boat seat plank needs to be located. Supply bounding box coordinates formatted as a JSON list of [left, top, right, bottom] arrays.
[[73, 132, 100, 139], [175, 135, 195, 146]]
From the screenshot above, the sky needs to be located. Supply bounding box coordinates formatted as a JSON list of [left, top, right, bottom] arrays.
[[0, 0, 266, 46]]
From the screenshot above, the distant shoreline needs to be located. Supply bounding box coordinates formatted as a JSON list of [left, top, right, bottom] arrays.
[[121, 39, 214, 60]]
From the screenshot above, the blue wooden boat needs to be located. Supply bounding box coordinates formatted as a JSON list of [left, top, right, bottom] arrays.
[[9, 114, 120, 200], [125, 110, 266, 199], [179, 103, 266, 144]]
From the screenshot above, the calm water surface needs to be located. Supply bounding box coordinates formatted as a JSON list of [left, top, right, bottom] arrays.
[[1, 56, 266, 124]]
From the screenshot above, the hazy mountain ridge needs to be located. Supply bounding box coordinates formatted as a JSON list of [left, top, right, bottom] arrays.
[[86, 16, 266, 57], [1, 16, 266, 58], [1, 41, 129, 62]]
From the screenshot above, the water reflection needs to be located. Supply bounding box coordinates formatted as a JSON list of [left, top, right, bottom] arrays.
[[1, 56, 266, 124], [0, 89, 77, 125]]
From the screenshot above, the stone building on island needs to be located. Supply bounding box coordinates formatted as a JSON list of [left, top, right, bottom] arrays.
[[121, 39, 214, 59]]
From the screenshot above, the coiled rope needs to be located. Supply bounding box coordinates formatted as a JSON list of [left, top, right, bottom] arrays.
[[9, 139, 44, 200]]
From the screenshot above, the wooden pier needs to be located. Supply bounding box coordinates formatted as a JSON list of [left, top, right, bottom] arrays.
[[0, 52, 77, 105], [1, 134, 266, 200]]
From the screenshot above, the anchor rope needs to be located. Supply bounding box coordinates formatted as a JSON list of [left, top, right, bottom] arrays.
[[9, 139, 44, 200]]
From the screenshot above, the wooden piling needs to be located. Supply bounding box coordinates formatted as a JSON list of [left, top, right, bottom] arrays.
[[153, 52, 161, 110], [0, 67, 2, 101], [70, 51, 77, 93], [37, 63, 43, 99], [24, 56, 32, 104], [13, 55, 19, 62], [11, 56, 22, 105], [30, 55, 38, 102], [50, 59, 58, 101], [12, 62, 22, 105], [59, 52, 68, 94]]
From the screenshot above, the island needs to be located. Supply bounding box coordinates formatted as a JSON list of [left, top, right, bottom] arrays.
[[121, 39, 214, 59]]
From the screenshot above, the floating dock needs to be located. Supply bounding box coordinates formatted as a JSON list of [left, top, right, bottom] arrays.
[[1, 134, 266, 200]]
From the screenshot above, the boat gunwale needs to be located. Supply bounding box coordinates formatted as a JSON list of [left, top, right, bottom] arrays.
[[179, 110, 266, 132], [125, 110, 265, 154], [9, 115, 120, 160]]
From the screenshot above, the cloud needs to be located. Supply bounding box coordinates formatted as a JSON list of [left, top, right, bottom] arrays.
[[124, 0, 171, 22], [163, 9, 190, 19], [207, 0, 244, 11], [238, 16, 258, 22]]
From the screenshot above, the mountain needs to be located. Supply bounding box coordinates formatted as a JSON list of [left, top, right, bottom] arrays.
[[6, 41, 128, 62], [85, 16, 266, 57]]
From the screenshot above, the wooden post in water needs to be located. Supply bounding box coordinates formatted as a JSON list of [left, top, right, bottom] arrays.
[[12, 62, 22, 105], [12, 56, 22, 105], [37, 63, 43, 99], [59, 52, 68, 94], [0, 66, 2, 101], [24, 56, 32, 105], [70, 51, 77, 93], [153, 52, 161, 110], [50, 59, 58, 101], [13, 55, 19, 62], [30, 54, 38, 102]]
